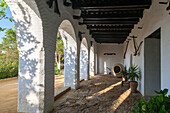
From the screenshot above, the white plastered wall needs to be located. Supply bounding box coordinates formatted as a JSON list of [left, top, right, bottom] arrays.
[[97, 43, 124, 74], [123, 0, 170, 95]]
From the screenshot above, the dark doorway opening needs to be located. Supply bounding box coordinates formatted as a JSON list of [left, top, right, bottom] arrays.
[[144, 28, 161, 96]]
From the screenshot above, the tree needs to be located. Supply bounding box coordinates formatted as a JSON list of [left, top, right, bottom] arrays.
[[0, 0, 13, 32], [55, 32, 64, 70], [0, 28, 18, 79], [0, 0, 18, 79]]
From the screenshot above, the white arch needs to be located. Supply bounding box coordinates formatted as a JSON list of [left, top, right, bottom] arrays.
[[5, 0, 80, 112], [80, 38, 89, 80], [58, 20, 78, 89], [90, 45, 95, 76]]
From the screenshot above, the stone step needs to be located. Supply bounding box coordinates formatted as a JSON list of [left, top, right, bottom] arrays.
[[54, 86, 71, 101]]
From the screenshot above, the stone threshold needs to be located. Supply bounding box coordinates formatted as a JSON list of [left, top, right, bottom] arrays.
[[80, 79, 84, 82], [54, 86, 71, 101], [54, 79, 85, 101]]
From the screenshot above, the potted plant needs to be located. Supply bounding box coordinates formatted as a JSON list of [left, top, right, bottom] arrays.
[[127, 65, 140, 93]]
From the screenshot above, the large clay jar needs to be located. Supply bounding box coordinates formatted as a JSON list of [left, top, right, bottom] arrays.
[[112, 64, 125, 77], [130, 81, 138, 93]]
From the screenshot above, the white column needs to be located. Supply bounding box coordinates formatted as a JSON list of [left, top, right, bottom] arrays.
[[59, 29, 78, 89], [6, 1, 56, 112], [80, 40, 88, 80], [90, 47, 95, 76]]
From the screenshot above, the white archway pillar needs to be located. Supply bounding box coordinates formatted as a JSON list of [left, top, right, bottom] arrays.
[[79, 38, 89, 80], [59, 28, 78, 89], [5, 0, 57, 112], [89, 46, 95, 76]]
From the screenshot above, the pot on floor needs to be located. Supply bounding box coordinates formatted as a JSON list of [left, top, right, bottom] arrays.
[[130, 81, 138, 93]]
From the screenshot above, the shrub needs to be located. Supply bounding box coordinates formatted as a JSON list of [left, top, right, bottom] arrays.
[[0, 29, 18, 79], [54, 65, 62, 75], [60, 64, 64, 70], [132, 89, 170, 113]]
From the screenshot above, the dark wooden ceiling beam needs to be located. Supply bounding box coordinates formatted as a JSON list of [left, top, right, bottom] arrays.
[[81, 12, 143, 19], [89, 29, 132, 32], [74, 5, 150, 10], [81, 20, 138, 24], [90, 29, 131, 34], [81, 8, 146, 11], [91, 31, 129, 35], [96, 40, 124, 43], [83, 17, 140, 21], [87, 25, 134, 29], [94, 37, 126, 40], [80, 23, 135, 25], [92, 34, 128, 38], [70, 0, 152, 43], [95, 39, 126, 43]]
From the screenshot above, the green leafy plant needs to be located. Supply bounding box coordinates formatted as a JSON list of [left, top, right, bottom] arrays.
[[127, 65, 139, 81], [0, 0, 14, 32], [121, 66, 128, 78], [54, 64, 62, 75], [60, 64, 64, 70], [132, 89, 170, 113], [0, 28, 18, 79], [55, 32, 64, 70]]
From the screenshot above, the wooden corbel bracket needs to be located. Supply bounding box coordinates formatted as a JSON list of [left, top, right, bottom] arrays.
[[79, 32, 85, 42], [159, 0, 170, 12], [47, 0, 60, 15]]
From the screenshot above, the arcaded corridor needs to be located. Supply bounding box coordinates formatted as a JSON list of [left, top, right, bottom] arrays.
[[53, 75, 142, 113]]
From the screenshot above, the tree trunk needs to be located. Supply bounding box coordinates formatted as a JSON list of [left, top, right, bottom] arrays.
[[55, 54, 58, 64], [57, 54, 61, 70]]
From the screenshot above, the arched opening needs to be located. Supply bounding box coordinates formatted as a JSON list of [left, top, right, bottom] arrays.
[[79, 38, 88, 80], [89, 45, 95, 77], [54, 20, 77, 95]]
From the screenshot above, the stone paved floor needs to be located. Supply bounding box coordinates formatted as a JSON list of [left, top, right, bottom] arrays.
[[53, 75, 142, 113]]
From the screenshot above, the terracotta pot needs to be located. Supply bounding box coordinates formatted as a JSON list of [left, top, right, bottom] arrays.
[[130, 81, 138, 93]]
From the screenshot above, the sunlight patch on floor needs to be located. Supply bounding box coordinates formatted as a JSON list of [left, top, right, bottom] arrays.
[[87, 81, 122, 99], [110, 88, 131, 112]]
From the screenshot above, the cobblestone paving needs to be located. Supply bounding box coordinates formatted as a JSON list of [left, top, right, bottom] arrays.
[[53, 75, 142, 113]]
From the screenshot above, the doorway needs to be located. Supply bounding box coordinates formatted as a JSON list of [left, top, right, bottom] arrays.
[[144, 28, 161, 96]]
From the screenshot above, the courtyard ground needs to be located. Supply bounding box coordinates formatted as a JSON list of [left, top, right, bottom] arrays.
[[0, 75, 64, 113], [53, 75, 142, 113]]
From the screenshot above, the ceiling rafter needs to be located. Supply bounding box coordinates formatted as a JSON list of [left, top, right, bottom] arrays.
[[71, 0, 152, 43]]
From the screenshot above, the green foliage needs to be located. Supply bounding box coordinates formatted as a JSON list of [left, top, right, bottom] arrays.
[[127, 65, 140, 81], [132, 89, 170, 113], [60, 64, 64, 70], [0, 28, 18, 79], [0, 0, 14, 32], [56, 32, 64, 56], [55, 32, 64, 69], [121, 66, 128, 78], [54, 64, 62, 75]]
